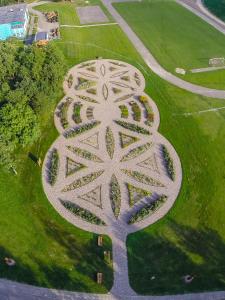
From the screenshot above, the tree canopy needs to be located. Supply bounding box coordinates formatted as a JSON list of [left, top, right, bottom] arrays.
[[0, 41, 66, 168]]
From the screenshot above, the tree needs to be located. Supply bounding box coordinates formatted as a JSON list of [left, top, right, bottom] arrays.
[[0, 102, 40, 148]]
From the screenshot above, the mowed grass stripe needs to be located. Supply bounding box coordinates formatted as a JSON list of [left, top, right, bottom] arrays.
[[114, 0, 225, 89]]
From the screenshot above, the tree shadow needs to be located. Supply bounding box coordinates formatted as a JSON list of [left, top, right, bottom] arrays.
[[127, 220, 225, 295], [39, 217, 113, 292]]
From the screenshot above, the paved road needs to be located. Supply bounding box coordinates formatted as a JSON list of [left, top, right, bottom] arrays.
[[1, 278, 225, 300], [178, 0, 225, 35], [101, 0, 225, 99]]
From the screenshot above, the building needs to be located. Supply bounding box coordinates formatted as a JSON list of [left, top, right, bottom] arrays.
[[0, 4, 29, 40]]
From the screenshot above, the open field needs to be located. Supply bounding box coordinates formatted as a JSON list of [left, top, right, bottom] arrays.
[[203, 0, 225, 22], [114, 0, 225, 90], [36, 0, 114, 25], [0, 1, 225, 295]]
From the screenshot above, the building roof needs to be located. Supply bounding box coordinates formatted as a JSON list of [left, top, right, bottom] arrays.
[[35, 32, 48, 41], [0, 4, 27, 25]]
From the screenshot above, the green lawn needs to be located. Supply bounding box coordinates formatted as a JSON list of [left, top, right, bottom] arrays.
[[114, 0, 225, 89], [203, 0, 225, 21], [1, 1, 225, 295], [36, 0, 114, 25], [0, 92, 113, 292]]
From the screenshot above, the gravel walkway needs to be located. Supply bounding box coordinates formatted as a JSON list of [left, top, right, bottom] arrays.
[[42, 59, 182, 297]]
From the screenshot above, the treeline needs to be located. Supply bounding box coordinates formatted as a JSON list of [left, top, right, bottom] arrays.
[[0, 0, 23, 6], [0, 41, 66, 168]]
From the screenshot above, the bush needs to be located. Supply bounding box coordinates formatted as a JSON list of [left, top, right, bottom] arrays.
[[62, 170, 104, 192], [114, 120, 150, 135], [57, 98, 72, 129], [128, 195, 167, 224], [73, 102, 82, 124], [162, 145, 175, 181], [48, 148, 59, 186], [67, 74, 73, 88], [60, 200, 106, 225], [67, 146, 103, 163], [120, 142, 152, 162], [64, 121, 101, 138], [119, 105, 129, 118], [110, 175, 121, 218], [105, 127, 115, 159], [129, 101, 141, 122]]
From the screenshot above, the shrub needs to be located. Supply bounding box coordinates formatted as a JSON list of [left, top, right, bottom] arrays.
[[57, 98, 72, 129], [129, 101, 141, 122], [48, 148, 59, 186], [60, 200, 105, 225], [64, 121, 101, 138], [138, 95, 154, 126], [73, 102, 82, 124], [122, 169, 164, 187], [105, 127, 115, 159], [128, 195, 167, 224], [114, 120, 150, 135], [110, 175, 121, 218], [67, 74, 73, 88], [162, 145, 175, 181], [120, 142, 152, 162], [62, 170, 104, 192], [67, 146, 103, 163], [119, 105, 129, 118]]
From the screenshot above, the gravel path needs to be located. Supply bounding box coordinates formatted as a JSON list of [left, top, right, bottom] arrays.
[[42, 59, 182, 297]]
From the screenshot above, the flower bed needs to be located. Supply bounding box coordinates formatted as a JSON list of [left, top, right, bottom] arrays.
[[126, 183, 151, 207], [67, 74, 73, 88], [128, 195, 167, 224], [76, 94, 98, 104], [119, 132, 139, 148], [114, 120, 150, 135], [73, 102, 83, 124], [57, 98, 72, 129], [138, 95, 154, 126], [105, 127, 115, 159], [67, 146, 103, 163], [48, 148, 59, 186], [119, 105, 129, 119], [60, 200, 105, 225], [110, 175, 121, 218], [64, 121, 101, 138], [75, 77, 96, 90], [114, 93, 134, 103], [122, 169, 164, 187], [129, 101, 141, 122], [120, 142, 152, 162], [134, 72, 141, 86], [162, 145, 175, 181], [62, 170, 104, 192]]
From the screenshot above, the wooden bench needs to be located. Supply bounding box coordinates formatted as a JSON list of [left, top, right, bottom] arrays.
[[97, 272, 103, 284], [97, 235, 103, 246]]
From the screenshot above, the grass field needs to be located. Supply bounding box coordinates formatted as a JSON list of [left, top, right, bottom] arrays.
[[36, 0, 114, 25], [203, 0, 225, 22], [114, 0, 225, 90], [0, 1, 225, 295]]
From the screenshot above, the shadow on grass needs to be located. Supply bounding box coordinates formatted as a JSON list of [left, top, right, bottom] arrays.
[[39, 217, 113, 292], [127, 220, 225, 295]]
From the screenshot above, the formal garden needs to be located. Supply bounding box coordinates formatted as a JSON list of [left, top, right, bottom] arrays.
[[42, 59, 182, 295], [0, 0, 225, 296]]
